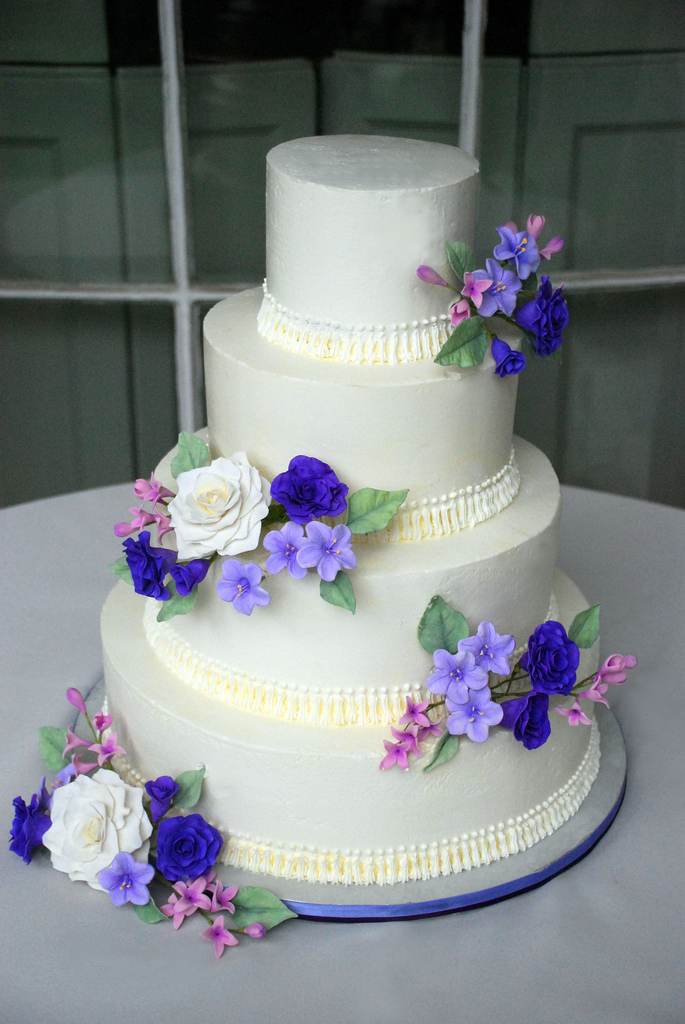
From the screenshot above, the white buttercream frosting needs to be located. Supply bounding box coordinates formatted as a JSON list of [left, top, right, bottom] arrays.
[[259, 136, 478, 364]]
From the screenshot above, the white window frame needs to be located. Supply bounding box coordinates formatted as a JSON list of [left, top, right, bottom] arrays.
[[0, 0, 683, 434]]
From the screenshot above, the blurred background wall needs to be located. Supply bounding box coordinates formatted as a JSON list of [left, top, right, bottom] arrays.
[[1, 0, 683, 507]]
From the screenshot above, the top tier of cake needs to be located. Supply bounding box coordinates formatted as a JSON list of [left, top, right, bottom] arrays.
[[257, 135, 479, 364]]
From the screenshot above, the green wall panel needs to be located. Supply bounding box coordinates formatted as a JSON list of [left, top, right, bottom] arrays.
[[0, 0, 108, 64]]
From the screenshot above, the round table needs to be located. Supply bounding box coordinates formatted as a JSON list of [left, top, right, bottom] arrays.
[[2, 483, 683, 1024]]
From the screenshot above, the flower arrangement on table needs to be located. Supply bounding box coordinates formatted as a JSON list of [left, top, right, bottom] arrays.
[[381, 596, 637, 772], [111, 432, 408, 620], [417, 214, 567, 373], [10, 689, 296, 957]]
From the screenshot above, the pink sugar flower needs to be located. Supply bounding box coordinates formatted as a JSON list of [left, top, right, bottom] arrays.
[[450, 298, 471, 326], [154, 511, 174, 540], [93, 712, 112, 733], [399, 697, 432, 729], [202, 915, 239, 958], [461, 271, 493, 310], [88, 731, 126, 766], [380, 738, 412, 771], [114, 507, 156, 538], [71, 752, 96, 775], [556, 699, 592, 726], [66, 688, 87, 714], [133, 473, 175, 505], [580, 680, 610, 707], [391, 726, 421, 758], [209, 880, 239, 914], [161, 893, 195, 930], [417, 720, 444, 742], [62, 725, 88, 757], [595, 654, 638, 686], [243, 922, 266, 939], [539, 236, 564, 260]]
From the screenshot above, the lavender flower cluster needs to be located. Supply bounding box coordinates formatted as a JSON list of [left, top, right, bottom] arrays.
[[10, 690, 295, 957], [381, 612, 637, 771], [417, 213, 569, 375]]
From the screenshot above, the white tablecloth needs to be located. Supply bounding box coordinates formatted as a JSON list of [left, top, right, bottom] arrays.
[[2, 483, 684, 1024]]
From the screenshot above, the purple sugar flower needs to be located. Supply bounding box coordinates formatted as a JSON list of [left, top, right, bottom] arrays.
[[556, 699, 592, 726], [473, 259, 522, 318], [216, 560, 271, 615], [380, 738, 412, 771], [44, 764, 77, 808], [458, 620, 516, 676], [144, 775, 179, 822], [515, 275, 569, 357], [9, 790, 51, 864], [445, 687, 503, 743], [169, 558, 211, 596], [263, 521, 307, 579], [521, 620, 579, 695], [270, 456, 348, 525], [491, 337, 526, 378], [500, 691, 551, 749], [426, 648, 489, 703], [296, 522, 356, 582], [493, 226, 540, 280], [123, 530, 177, 600], [98, 851, 155, 907]]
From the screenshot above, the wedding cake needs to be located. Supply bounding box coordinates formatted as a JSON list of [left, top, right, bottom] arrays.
[[102, 135, 602, 887]]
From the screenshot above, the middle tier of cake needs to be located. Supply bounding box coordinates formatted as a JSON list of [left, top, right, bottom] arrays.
[[147, 436, 559, 726]]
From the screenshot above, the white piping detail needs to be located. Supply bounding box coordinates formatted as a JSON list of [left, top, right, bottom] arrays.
[[354, 448, 519, 544], [143, 593, 559, 727], [257, 284, 452, 365], [112, 719, 600, 886]]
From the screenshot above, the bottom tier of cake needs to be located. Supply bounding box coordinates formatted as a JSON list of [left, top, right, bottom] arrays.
[[103, 570, 599, 887]]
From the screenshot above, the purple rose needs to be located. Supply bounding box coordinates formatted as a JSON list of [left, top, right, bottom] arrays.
[[9, 791, 51, 864], [521, 621, 579, 696], [169, 558, 211, 596], [155, 812, 223, 882], [491, 337, 526, 378], [270, 456, 348, 525], [123, 530, 176, 600], [500, 692, 551, 749], [144, 775, 180, 823], [515, 275, 569, 357]]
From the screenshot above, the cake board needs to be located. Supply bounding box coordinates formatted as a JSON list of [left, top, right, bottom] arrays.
[[83, 685, 625, 923]]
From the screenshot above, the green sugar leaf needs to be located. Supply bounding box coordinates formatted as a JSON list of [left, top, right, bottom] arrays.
[[173, 765, 206, 808], [418, 595, 469, 654], [171, 432, 210, 478], [568, 604, 601, 649], [134, 897, 167, 924], [423, 730, 459, 772], [156, 580, 198, 622], [435, 316, 489, 368], [320, 571, 356, 614], [445, 240, 476, 278], [346, 487, 408, 535], [230, 886, 298, 931], [109, 555, 134, 587], [38, 726, 69, 772]]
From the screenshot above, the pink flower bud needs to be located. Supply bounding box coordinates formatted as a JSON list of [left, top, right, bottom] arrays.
[[93, 712, 112, 732], [539, 236, 564, 260], [596, 654, 637, 686], [450, 299, 471, 327], [416, 265, 449, 288], [243, 922, 266, 939], [66, 688, 87, 714], [526, 214, 545, 240]]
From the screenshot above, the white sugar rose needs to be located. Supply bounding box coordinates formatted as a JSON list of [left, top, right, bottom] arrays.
[[43, 769, 153, 891], [168, 452, 271, 559]]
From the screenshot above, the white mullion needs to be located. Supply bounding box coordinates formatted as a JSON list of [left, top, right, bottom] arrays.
[[157, 0, 199, 432], [459, 0, 487, 159]]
